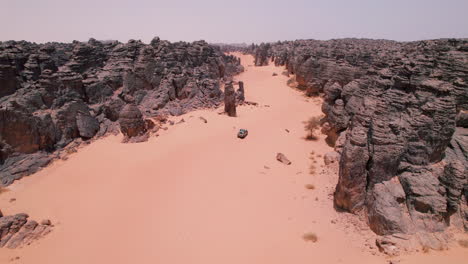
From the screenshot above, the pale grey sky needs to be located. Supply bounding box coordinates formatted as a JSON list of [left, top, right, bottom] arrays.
[[1, 0, 467, 43]]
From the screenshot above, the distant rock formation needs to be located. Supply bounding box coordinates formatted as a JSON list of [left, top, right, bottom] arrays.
[[254, 43, 270, 66], [253, 38, 468, 251], [0, 213, 52, 249], [236, 81, 245, 103], [0, 38, 243, 185], [224, 81, 237, 117]]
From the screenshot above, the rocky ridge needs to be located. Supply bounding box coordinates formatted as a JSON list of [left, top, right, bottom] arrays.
[[0, 37, 243, 185], [0, 211, 52, 249], [252, 38, 468, 252]]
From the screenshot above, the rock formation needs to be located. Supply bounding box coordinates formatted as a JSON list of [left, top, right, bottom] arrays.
[[276, 153, 292, 165], [0, 213, 52, 249], [118, 104, 151, 142], [252, 38, 468, 250], [254, 43, 271, 66], [0, 38, 243, 185], [224, 81, 237, 117], [236, 81, 245, 103]]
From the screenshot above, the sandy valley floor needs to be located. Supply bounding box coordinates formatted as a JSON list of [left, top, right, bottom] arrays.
[[0, 53, 466, 263]]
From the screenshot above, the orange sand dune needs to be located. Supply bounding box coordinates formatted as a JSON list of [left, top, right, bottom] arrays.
[[0, 53, 466, 263]]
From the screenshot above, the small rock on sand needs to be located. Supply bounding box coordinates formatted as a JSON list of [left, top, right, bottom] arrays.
[[199, 116, 208, 123], [41, 219, 52, 226], [276, 153, 292, 165]]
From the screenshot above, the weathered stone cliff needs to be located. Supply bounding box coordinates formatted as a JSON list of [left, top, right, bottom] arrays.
[[253, 38, 468, 250], [0, 37, 243, 185]]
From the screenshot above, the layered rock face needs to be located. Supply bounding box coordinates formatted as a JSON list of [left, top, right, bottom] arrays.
[[0, 38, 243, 185], [0, 213, 52, 249], [253, 39, 468, 246]]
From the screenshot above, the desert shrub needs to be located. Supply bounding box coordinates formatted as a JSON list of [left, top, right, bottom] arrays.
[[304, 116, 321, 140], [303, 232, 318, 242], [309, 164, 316, 175], [305, 184, 315, 190], [458, 239, 468, 248], [0, 186, 8, 194], [422, 245, 430, 253]]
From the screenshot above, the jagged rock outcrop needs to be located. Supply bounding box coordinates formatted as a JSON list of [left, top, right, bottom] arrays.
[[0, 38, 243, 185], [254, 43, 270, 66], [0, 213, 52, 249], [224, 81, 237, 117], [236, 81, 245, 103], [252, 38, 468, 250]]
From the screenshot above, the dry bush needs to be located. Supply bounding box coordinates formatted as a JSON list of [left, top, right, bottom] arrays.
[[303, 232, 318, 242], [458, 239, 468, 248], [0, 186, 9, 194], [305, 184, 315, 190], [422, 245, 430, 253], [309, 164, 316, 175], [304, 116, 321, 141]]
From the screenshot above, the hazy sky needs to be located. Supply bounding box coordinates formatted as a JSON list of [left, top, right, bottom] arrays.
[[1, 0, 467, 44]]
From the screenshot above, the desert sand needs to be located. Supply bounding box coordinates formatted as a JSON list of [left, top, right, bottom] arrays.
[[0, 53, 466, 263]]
